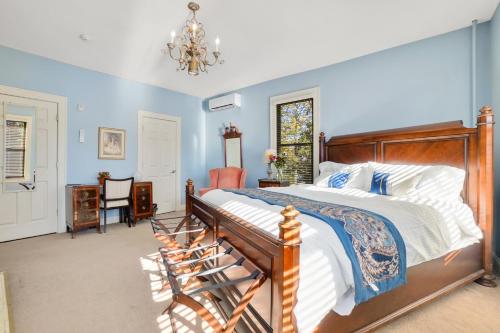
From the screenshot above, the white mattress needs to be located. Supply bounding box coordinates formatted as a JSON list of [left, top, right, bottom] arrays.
[[201, 185, 482, 333]]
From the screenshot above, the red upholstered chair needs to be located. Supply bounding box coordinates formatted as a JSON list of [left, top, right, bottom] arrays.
[[199, 167, 247, 196]]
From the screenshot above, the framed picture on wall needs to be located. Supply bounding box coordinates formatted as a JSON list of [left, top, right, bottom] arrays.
[[98, 127, 126, 160]]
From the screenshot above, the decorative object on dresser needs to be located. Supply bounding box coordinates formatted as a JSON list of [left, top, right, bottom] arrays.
[[65, 185, 100, 238], [223, 123, 242, 168], [100, 177, 134, 232], [132, 181, 154, 223], [98, 127, 126, 160], [199, 167, 247, 196], [97, 171, 110, 186], [263, 149, 287, 181], [258, 178, 289, 188]]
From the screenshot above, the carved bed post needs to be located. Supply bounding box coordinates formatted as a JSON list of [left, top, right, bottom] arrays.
[[185, 178, 194, 216], [276, 205, 301, 333], [185, 179, 195, 246], [475, 106, 497, 287], [319, 132, 326, 163]]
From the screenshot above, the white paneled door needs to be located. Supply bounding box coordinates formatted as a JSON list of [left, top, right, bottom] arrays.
[[0, 94, 58, 242], [139, 112, 180, 214]]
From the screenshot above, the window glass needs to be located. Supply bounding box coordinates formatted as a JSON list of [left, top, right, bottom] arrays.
[[277, 98, 313, 184], [5, 120, 27, 179]]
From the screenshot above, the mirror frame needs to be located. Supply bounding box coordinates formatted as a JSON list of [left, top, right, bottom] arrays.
[[223, 125, 243, 168]]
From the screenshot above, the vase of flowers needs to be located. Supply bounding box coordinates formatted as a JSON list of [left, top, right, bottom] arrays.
[[98, 171, 110, 186], [263, 149, 286, 180]]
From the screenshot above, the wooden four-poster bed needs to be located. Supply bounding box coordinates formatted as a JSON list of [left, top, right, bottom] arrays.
[[183, 106, 496, 333]]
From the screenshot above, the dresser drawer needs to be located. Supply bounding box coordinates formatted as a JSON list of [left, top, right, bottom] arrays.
[[136, 201, 151, 214], [136, 184, 150, 195], [74, 209, 99, 224]]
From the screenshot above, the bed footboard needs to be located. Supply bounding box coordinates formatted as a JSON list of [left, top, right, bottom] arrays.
[[185, 179, 301, 333]]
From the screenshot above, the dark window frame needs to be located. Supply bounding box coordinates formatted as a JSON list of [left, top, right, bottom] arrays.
[[276, 97, 314, 184]]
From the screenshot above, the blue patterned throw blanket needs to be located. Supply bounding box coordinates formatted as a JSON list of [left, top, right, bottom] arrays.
[[223, 188, 406, 304]]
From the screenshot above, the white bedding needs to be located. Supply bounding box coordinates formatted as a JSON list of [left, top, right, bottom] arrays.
[[201, 185, 482, 333]]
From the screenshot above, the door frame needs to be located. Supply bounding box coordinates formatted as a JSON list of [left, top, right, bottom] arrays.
[[137, 110, 181, 211], [0, 84, 68, 234]]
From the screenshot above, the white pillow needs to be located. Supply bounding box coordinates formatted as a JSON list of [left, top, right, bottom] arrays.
[[368, 162, 426, 196], [315, 164, 373, 191], [318, 161, 348, 174], [413, 165, 465, 202], [368, 162, 465, 201]]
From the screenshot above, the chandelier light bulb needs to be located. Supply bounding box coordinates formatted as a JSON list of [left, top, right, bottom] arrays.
[[170, 30, 176, 43], [192, 23, 197, 37], [215, 37, 220, 52]]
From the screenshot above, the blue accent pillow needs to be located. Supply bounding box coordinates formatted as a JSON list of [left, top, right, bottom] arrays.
[[327, 172, 351, 188], [370, 172, 390, 195]]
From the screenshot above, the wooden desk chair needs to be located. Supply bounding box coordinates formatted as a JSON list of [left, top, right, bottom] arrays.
[[100, 177, 134, 232]]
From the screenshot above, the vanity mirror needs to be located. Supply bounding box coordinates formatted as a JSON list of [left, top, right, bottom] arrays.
[[223, 123, 242, 168], [3, 103, 37, 192]]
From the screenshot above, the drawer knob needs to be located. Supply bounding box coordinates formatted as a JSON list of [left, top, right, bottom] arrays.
[[142, 206, 146, 210], [141, 195, 146, 200]]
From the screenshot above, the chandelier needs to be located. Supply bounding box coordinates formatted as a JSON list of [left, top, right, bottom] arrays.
[[166, 2, 223, 76]]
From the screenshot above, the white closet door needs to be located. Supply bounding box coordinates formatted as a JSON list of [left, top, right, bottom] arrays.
[[140, 113, 179, 213]]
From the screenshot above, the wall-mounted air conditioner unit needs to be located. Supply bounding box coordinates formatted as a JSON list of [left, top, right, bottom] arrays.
[[208, 93, 241, 111]]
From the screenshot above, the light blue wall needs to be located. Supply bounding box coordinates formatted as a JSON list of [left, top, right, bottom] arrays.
[[0, 45, 206, 201], [204, 24, 492, 189], [491, 4, 500, 257]]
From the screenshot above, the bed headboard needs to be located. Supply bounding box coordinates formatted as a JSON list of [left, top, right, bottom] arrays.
[[319, 106, 495, 273]]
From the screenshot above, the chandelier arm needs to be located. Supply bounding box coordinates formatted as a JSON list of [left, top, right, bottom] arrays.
[[167, 45, 183, 62], [204, 52, 220, 67]]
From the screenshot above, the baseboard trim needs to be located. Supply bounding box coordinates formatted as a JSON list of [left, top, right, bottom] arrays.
[[0, 272, 13, 333], [494, 254, 500, 275]]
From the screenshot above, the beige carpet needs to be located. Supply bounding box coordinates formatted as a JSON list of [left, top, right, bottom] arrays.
[[0, 213, 499, 333]]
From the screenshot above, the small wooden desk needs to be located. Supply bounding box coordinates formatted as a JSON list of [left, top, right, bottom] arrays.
[[65, 181, 154, 238]]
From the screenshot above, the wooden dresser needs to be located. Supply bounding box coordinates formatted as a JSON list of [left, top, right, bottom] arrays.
[[66, 185, 100, 238], [258, 178, 290, 188], [132, 181, 153, 222]]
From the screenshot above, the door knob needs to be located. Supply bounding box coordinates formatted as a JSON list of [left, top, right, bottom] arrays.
[[171, 170, 176, 174]]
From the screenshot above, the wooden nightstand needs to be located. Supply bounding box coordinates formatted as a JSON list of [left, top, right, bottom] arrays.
[[258, 179, 290, 188], [66, 185, 100, 238], [132, 181, 153, 223]]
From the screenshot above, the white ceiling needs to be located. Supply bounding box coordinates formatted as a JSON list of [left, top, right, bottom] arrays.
[[0, 0, 498, 98]]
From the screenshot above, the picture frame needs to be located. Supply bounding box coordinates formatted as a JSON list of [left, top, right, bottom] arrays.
[[98, 127, 126, 160]]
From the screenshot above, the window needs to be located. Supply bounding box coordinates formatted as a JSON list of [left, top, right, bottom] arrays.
[[4, 116, 31, 180], [270, 88, 320, 185], [276, 98, 314, 184]]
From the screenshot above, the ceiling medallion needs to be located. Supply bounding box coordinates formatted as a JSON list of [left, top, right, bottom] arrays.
[[166, 2, 223, 76]]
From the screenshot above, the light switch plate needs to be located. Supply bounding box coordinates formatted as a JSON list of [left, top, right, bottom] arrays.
[[79, 129, 85, 143]]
